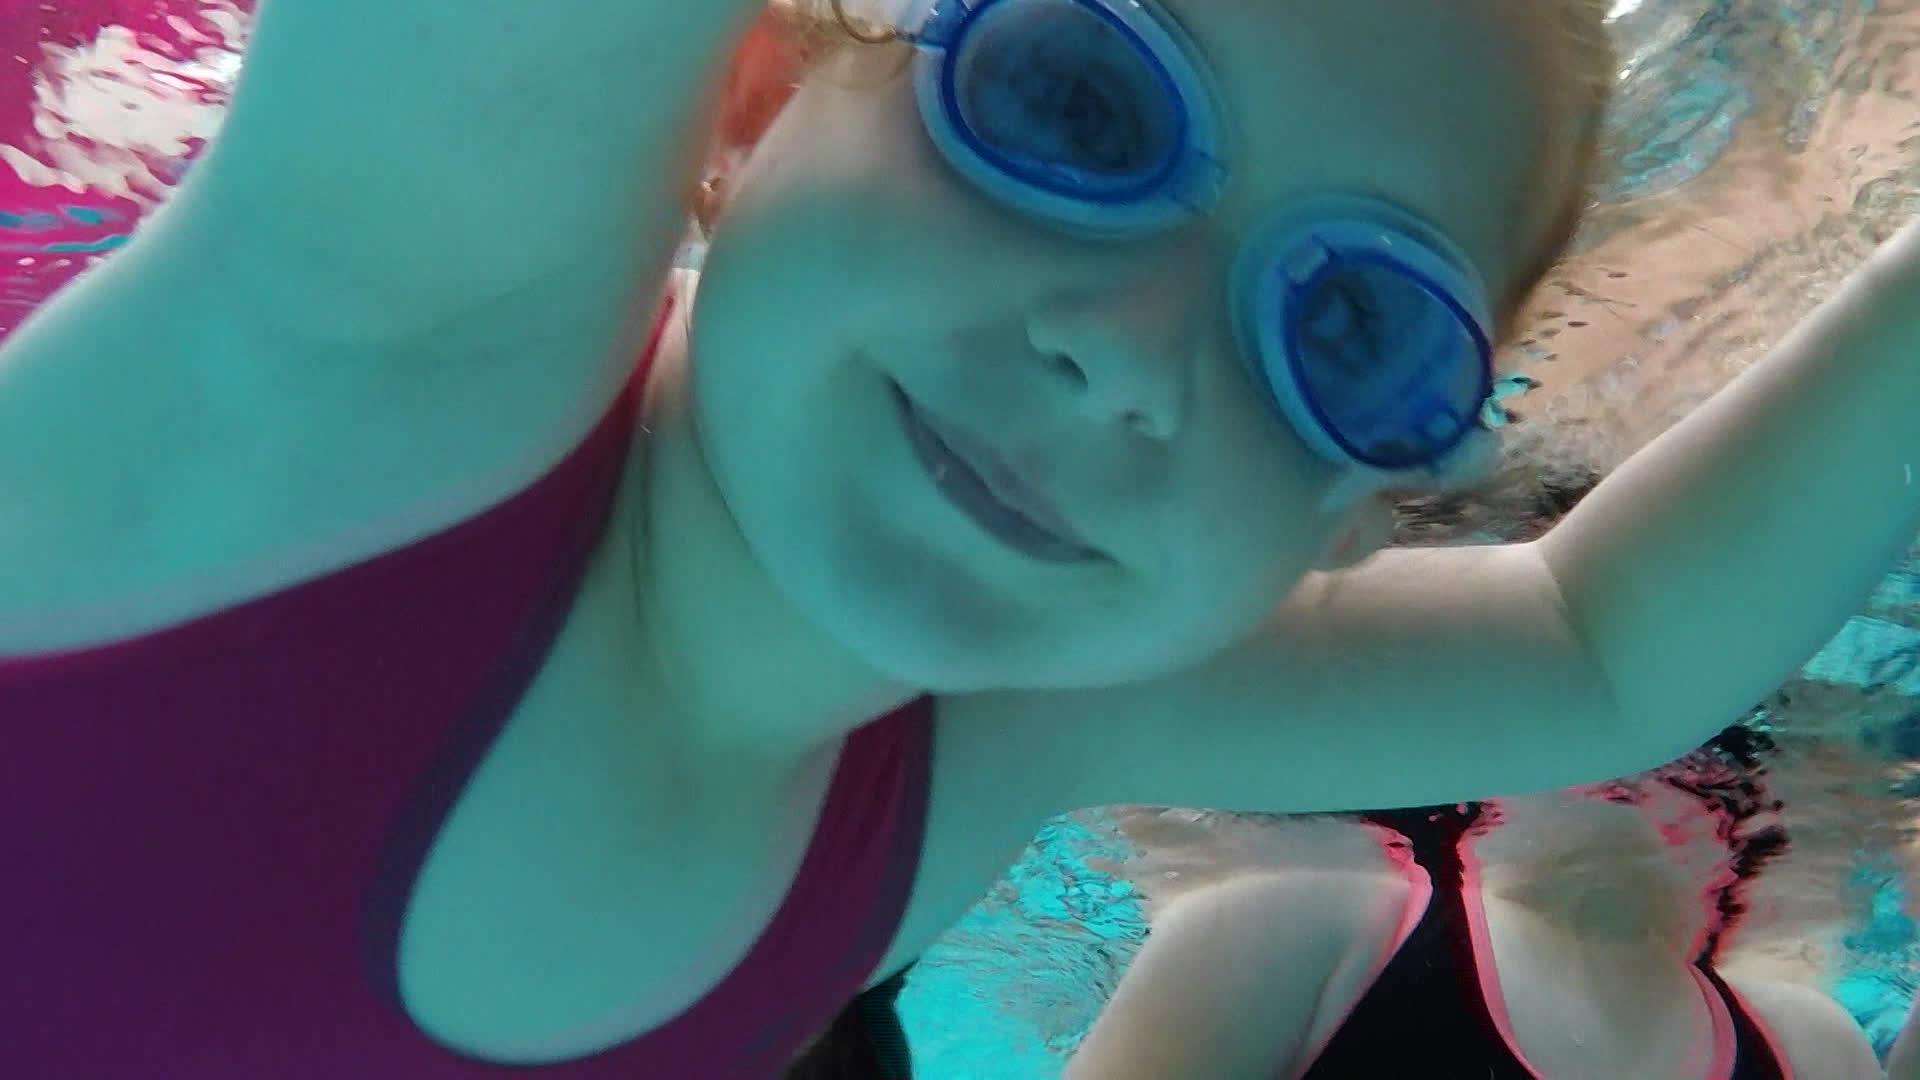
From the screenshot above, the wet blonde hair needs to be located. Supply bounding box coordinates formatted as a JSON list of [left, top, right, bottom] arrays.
[[1489, 0, 1617, 323], [699, 0, 1619, 324]]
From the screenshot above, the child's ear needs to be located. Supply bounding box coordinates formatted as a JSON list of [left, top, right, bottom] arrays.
[[715, 13, 808, 150], [690, 12, 808, 235]]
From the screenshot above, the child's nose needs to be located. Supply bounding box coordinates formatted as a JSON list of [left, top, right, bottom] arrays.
[[1024, 261, 1213, 441]]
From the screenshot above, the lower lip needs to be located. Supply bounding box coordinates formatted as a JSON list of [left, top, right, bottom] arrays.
[[890, 385, 1102, 566]]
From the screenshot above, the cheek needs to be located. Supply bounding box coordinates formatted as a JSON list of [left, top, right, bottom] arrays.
[[718, 163, 1040, 351], [739, 77, 966, 232], [1175, 398, 1338, 589], [1151, 477, 1321, 642]]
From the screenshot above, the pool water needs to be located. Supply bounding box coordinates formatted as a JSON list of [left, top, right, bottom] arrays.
[[5, 0, 1920, 1074]]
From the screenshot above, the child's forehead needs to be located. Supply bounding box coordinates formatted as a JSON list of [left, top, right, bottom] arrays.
[[1153, 0, 1523, 58], [1195, 5, 1556, 296]]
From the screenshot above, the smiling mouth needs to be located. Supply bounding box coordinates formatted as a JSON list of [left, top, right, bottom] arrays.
[[889, 383, 1105, 566]]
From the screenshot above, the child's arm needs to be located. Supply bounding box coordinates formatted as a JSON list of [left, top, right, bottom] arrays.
[[187, 0, 761, 339], [962, 225, 1920, 816], [0, 1, 759, 622], [1535, 226, 1920, 748]]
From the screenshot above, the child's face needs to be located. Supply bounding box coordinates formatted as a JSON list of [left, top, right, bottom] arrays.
[[688, 0, 1586, 692]]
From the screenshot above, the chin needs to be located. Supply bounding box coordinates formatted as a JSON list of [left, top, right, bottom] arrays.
[[782, 542, 1029, 692], [824, 587, 1171, 694], [837, 618, 1049, 695]]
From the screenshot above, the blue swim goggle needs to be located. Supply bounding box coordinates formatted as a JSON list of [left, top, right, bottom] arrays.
[[895, 0, 1497, 472]]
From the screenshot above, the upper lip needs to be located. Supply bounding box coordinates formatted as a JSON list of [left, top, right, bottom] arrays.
[[906, 395, 1102, 555]]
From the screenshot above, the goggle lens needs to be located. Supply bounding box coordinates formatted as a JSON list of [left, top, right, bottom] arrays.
[[948, 0, 1185, 198], [1283, 253, 1492, 469]]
